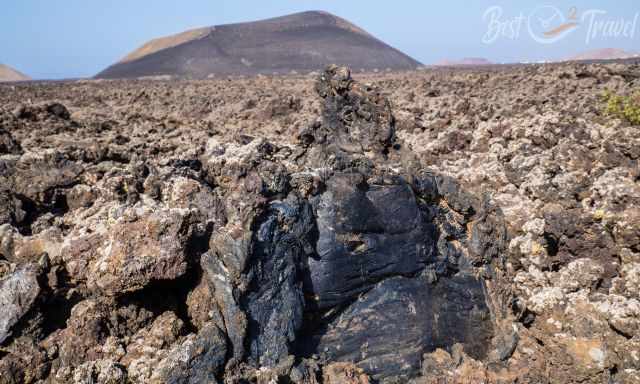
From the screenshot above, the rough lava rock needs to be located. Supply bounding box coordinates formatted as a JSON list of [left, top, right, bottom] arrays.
[[0, 264, 40, 344], [312, 65, 395, 156], [197, 65, 501, 381], [1, 60, 638, 383], [0, 128, 22, 155]]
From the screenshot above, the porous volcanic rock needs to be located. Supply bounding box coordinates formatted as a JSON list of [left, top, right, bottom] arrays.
[[199, 65, 503, 381], [1, 59, 639, 383], [0, 128, 22, 155], [0, 264, 41, 344]]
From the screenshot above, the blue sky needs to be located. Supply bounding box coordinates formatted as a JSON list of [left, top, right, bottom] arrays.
[[2, 1, 639, 79]]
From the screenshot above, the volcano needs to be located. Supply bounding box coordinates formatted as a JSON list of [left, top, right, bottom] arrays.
[[0, 64, 31, 82], [96, 11, 421, 79], [567, 48, 638, 62]]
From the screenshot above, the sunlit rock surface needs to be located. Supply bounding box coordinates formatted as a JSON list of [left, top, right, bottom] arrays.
[[1, 60, 639, 383]]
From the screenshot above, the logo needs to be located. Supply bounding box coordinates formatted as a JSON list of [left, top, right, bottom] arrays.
[[482, 5, 639, 45], [527, 5, 579, 44]]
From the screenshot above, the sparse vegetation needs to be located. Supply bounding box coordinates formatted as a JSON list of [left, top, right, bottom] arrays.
[[602, 90, 640, 125]]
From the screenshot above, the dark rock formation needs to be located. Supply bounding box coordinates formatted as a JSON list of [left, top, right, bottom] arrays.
[[45, 103, 70, 120], [157, 323, 228, 384], [312, 65, 395, 156], [197, 65, 502, 381], [313, 275, 491, 379], [305, 173, 435, 310], [242, 196, 314, 366]]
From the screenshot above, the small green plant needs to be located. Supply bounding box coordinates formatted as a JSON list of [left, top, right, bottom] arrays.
[[602, 90, 640, 125]]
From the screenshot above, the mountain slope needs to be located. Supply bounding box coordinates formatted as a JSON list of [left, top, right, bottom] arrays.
[[96, 11, 421, 79], [120, 27, 212, 64], [0, 64, 31, 82], [567, 48, 638, 61]]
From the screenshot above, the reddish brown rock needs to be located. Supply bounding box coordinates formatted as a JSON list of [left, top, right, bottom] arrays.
[[323, 363, 371, 384]]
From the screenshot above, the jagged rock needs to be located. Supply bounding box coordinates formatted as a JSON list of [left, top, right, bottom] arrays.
[[201, 251, 248, 364], [0, 190, 27, 227], [46, 103, 71, 120], [0, 151, 82, 222], [305, 172, 437, 309], [12, 105, 33, 120], [62, 206, 195, 295], [0, 223, 63, 264], [0, 128, 22, 155], [6, 60, 635, 382], [0, 336, 50, 383], [10, 102, 71, 122], [197, 66, 500, 381], [186, 278, 217, 330], [311, 275, 492, 380], [303, 65, 395, 166], [0, 264, 40, 344], [323, 363, 370, 384], [415, 346, 496, 384], [66, 184, 98, 211], [242, 196, 314, 366], [71, 360, 127, 384], [49, 299, 117, 369], [140, 322, 227, 384]]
